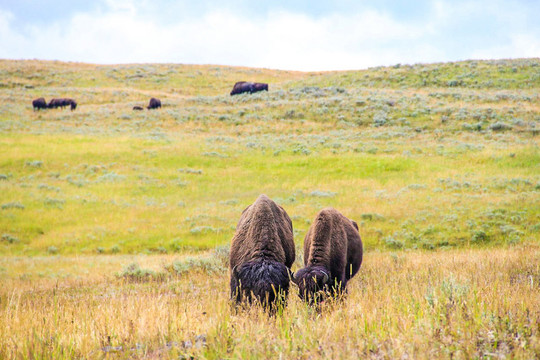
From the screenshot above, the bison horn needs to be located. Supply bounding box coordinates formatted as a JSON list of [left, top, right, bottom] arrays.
[[320, 270, 329, 284]]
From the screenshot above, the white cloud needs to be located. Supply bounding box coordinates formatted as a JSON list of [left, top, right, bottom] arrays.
[[102, 0, 139, 13], [0, 2, 538, 70], [0, 10, 31, 58], [471, 33, 540, 60]]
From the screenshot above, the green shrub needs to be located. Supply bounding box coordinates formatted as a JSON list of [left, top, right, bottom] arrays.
[[1, 234, 19, 244], [47, 246, 58, 254], [166, 248, 228, 275], [116, 262, 166, 282]]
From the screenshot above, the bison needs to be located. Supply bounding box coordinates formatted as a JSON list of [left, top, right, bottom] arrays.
[[48, 98, 76, 110], [147, 98, 161, 109], [48, 98, 61, 109], [252, 82, 269, 92], [230, 81, 268, 96], [32, 98, 47, 111], [230, 194, 295, 310], [293, 208, 363, 304], [67, 99, 77, 111], [133, 106, 143, 111]]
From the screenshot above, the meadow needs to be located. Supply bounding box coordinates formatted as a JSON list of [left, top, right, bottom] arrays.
[[0, 58, 539, 358]]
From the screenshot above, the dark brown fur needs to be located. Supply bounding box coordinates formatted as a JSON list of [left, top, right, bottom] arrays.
[[68, 98, 77, 110], [293, 208, 363, 304], [147, 98, 161, 109], [48, 98, 76, 110], [133, 106, 143, 111], [230, 82, 268, 95], [230, 81, 253, 95], [32, 97, 47, 111], [48, 98, 61, 109], [252, 82, 268, 92], [229, 195, 295, 310]]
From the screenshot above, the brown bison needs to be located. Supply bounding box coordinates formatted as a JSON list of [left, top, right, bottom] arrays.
[[230, 194, 295, 310], [230, 81, 268, 95], [293, 208, 363, 304], [133, 106, 143, 111], [252, 82, 269, 92], [68, 99, 77, 110], [32, 98, 47, 111], [48, 98, 76, 111], [147, 98, 161, 109], [48, 98, 61, 109]]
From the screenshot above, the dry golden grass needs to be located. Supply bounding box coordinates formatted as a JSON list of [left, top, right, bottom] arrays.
[[1, 247, 538, 359], [1, 58, 539, 359]]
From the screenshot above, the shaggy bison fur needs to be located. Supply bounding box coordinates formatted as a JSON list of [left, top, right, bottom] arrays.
[[229, 195, 295, 309], [48, 98, 76, 111], [48, 98, 60, 109], [252, 82, 268, 92], [230, 81, 268, 95], [293, 208, 363, 304], [32, 97, 47, 111], [147, 98, 161, 109], [69, 99, 77, 110]]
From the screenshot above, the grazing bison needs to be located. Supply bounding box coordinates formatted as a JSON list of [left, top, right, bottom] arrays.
[[48, 98, 61, 109], [133, 106, 143, 111], [252, 82, 269, 92], [32, 98, 47, 111], [293, 208, 363, 304], [230, 194, 295, 310], [230, 81, 268, 95], [68, 99, 77, 110], [48, 98, 76, 110], [147, 98, 161, 109], [230, 81, 253, 95]]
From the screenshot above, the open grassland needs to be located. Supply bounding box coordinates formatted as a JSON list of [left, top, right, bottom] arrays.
[[0, 59, 539, 255], [0, 59, 539, 358], [1, 248, 539, 359]]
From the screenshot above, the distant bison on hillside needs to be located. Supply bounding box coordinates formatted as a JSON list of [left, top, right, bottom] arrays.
[[147, 98, 161, 109], [252, 82, 269, 92], [293, 208, 363, 304], [133, 106, 143, 111], [32, 98, 47, 111], [229, 195, 295, 310], [230, 81, 269, 96], [48, 98, 77, 111]]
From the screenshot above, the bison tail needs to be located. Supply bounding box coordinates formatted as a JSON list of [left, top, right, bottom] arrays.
[[230, 259, 291, 310]]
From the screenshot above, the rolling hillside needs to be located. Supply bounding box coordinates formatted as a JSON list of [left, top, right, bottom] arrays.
[[0, 58, 539, 255], [0, 58, 539, 359]]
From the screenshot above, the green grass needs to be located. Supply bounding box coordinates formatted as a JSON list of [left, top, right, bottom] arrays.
[[1, 131, 538, 255], [0, 58, 539, 359], [1, 58, 539, 254]]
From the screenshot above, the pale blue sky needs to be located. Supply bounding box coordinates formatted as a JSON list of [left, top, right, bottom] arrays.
[[1, 0, 539, 70]]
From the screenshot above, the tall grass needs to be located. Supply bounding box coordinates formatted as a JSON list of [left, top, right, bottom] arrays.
[[0, 58, 538, 358], [0, 248, 538, 359]]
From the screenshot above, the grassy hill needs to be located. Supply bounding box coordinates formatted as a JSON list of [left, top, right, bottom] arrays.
[[0, 58, 539, 359], [0, 58, 538, 255]]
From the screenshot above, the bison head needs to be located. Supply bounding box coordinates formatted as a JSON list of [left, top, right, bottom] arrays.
[[230, 259, 292, 310], [292, 266, 332, 304]]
